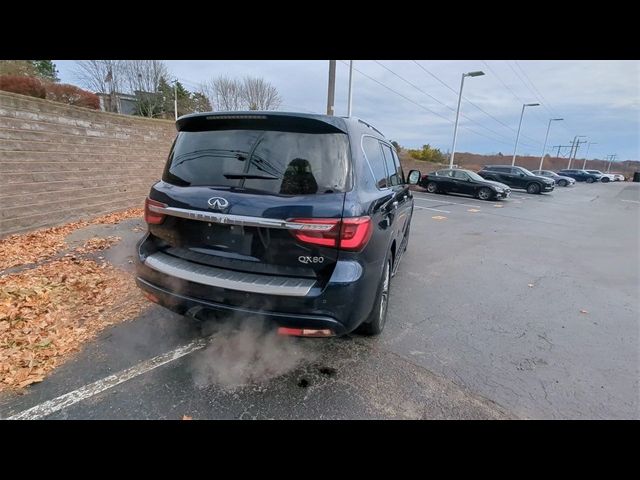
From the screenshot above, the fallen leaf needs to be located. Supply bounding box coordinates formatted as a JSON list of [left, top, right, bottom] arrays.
[[528, 284, 534, 288], [580, 309, 589, 314], [182, 415, 193, 420]]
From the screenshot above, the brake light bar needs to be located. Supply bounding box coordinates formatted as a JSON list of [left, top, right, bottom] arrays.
[[289, 216, 372, 251], [144, 197, 168, 224]]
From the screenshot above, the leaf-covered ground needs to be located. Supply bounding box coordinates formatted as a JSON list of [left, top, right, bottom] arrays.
[[0, 207, 143, 271], [0, 209, 149, 392]]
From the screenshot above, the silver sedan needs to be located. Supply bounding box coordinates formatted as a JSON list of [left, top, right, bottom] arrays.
[[531, 170, 576, 187]]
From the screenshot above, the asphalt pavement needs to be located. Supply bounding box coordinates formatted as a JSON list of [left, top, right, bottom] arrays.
[[1, 181, 638, 419]]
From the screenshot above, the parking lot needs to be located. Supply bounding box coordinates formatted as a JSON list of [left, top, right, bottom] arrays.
[[1, 181, 638, 419]]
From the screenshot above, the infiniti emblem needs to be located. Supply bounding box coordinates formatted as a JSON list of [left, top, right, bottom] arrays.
[[207, 197, 230, 210]]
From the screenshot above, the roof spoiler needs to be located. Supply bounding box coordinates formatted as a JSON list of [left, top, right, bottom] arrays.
[[176, 112, 348, 134]]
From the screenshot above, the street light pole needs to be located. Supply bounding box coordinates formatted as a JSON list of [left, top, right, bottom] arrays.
[[582, 142, 597, 169], [539, 118, 563, 170], [512, 103, 540, 166], [347, 61, 354, 117], [449, 70, 484, 169]]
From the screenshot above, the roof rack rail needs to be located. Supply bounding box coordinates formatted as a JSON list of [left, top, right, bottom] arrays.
[[356, 118, 384, 137]]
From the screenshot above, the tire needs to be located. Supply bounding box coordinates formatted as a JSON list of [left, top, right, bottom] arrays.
[[526, 183, 541, 194], [586, 177, 594, 183], [425, 181, 438, 194], [477, 187, 493, 201], [558, 179, 568, 187], [601, 177, 610, 183], [356, 257, 391, 336]]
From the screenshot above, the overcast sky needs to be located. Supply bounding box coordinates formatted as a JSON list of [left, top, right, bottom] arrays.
[[53, 60, 640, 161]]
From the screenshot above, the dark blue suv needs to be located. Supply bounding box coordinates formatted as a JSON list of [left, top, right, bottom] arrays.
[[136, 112, 421, 337]]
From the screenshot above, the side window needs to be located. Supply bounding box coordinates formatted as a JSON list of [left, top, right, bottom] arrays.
[[362, 136, 388, 189], [496, 167, 510, 173], [391, 148, 405, 184], [452, 170, 469, 180], [511, 167, 522, 175], [381, 144, 399, 186]]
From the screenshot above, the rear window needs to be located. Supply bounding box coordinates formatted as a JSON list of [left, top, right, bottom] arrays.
[[163, 129, 351, 194]]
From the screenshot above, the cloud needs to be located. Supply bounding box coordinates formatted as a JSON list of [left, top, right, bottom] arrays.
[[53, 60, 640, 160]]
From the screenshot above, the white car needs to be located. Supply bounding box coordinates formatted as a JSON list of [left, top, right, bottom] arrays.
[[586, 170, 615, 183], [610, 173, 625, 181]]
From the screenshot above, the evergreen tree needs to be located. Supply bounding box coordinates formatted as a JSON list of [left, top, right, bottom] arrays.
[[31, 60, 59, 81]]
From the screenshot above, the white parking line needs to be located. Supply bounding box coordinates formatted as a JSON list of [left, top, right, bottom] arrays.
[[621, 199, 640, 204], [413, 195, 488, 208], [415, 205, 450, 213], [6, 337, 212, 420]]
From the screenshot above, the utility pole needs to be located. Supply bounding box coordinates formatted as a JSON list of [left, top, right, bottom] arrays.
[[572, 139, 587, 168], [173, 79, 178, 120], [567, 135, 586, 168], [347, 61, 354, 117], [326, 60, 336, 116], [607, 154, 617, 172], [567, 138, 577, 168], [582, 142, 597, 169]]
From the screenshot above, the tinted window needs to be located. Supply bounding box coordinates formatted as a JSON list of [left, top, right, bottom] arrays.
[[511, 167, 523, 174], [452, 170, 469, 180], [436, 169, 453, 176], [493, 166, 511, 173], [391, 148, 405, 184], [362, 136, 388, 189], [381, 144, 399, 186], [163, 129, 351, 194]]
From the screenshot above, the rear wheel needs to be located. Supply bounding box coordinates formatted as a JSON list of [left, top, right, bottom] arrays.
[[526, 183, 541, 194], [425, 181, 438, 193], [356, 257, 391, 336], [601, 177, 610, 183], [586, 177, 594, 183], [558, 179, 568, 187], [477, 187, 493, 201]]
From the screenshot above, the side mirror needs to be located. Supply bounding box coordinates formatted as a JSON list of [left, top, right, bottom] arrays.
[[408, 170, 421, 185]]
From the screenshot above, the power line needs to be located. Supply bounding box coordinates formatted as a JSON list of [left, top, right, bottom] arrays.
[[373, 61, 529, 146], [341, 61, 519, 148], [412, 60, 544, 147]]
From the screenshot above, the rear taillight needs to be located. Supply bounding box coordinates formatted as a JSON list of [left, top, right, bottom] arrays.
[[144, 197, 167, 224], [289, 216, 372, 251]]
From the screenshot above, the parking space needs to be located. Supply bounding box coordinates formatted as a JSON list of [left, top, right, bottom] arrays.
[[1, 182, 638, 419]]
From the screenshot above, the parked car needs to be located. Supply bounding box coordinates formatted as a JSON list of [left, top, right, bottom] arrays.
[[136, 112, 422, 337], [609, 173, 625, 181], [557, 169, 601, 183], [477, 165, 555, 194], [531, 170, 576, 187], [420, 168, 511, 200], [586, 170, 614, 183]]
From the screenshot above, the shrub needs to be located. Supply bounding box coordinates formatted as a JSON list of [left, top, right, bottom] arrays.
[[45, 83, 100, 109], [0, 75, 46, 98]]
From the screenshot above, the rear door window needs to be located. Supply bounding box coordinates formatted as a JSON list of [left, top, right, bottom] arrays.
[[362, 136, 389, 189], [163, 129, 351, 194]]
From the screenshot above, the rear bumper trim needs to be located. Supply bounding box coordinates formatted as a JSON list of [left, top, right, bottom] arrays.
[[144, 252, 315, 296]]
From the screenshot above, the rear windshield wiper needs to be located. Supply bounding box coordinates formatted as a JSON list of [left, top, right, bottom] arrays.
[[223, 173, 279, 180]]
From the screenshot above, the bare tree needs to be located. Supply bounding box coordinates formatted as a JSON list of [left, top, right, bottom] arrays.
[[201, 75, 283, 112], [122, 60, 170, 117], [73, 60, 125, 112], [201, 76, 245, 111], [242, 76, 282, 111]]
